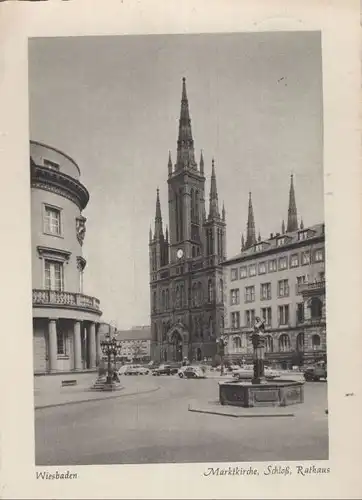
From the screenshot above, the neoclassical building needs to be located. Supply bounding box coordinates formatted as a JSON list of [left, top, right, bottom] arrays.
[[222, 176, 326, 368], [149, 78, 226, 363], [31, 141, 103, 373]]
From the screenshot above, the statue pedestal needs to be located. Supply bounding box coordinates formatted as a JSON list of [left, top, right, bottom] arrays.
[[219, 379, 304, 408]]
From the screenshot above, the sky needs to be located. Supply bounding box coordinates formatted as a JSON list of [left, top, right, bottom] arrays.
[[28, 32, 323, 329]]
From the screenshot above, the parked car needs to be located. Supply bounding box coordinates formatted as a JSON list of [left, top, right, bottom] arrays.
[[303, 363, 327, 382], [124, 365, 150, 376], [152, 364, 179, 376], [182, 366, 206, 379]]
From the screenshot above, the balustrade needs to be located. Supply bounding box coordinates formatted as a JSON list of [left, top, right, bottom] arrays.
[[33, 289, 100, 312]]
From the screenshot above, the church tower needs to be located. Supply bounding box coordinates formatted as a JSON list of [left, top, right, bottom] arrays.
[[149, 78, 226, 363], [287, 174, 298, 233]]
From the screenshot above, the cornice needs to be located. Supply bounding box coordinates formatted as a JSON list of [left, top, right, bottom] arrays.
[[31, 164, 89, 210]]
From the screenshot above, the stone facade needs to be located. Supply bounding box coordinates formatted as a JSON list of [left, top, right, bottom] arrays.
[[149, 79, 226, 363], [31, 141, 102, 373]]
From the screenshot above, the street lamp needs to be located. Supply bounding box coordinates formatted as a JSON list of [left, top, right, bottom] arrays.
[[100, 334, 121, 385], [217, 335, 228, 375]]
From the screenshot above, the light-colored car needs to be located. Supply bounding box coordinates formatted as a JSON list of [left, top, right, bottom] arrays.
[[182, 366, 206, 379], [124, 364, 150, 376]]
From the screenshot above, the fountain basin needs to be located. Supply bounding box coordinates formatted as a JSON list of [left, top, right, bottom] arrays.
[[219, 379, 304, 408]]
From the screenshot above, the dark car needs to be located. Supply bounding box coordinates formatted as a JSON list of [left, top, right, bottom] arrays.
[[152, 364, 179, 376], [303, 363, 327, 382]]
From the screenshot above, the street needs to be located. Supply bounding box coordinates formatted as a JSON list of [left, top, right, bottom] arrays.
[[35, 376, 328, 465]]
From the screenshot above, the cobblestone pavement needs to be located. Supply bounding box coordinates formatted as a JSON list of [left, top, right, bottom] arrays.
[[35, 375, 328, 465]]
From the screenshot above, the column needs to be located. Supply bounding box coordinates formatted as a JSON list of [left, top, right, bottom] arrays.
[[48, 319, 58, 372], [95, 324, 101, 366], [88, 322, 96, 369], [73, 321, 82, 371]]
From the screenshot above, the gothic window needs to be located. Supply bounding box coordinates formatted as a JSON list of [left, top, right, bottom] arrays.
[[195, 191, 199, 223], [192, 283, 197, 307], [162, 322, 167, 342], [192, 246, 196, 257], [209, 317, 214, 338], [219, 279, 223, 302], [296, 332, 304, 352], [175, 194, 179, 241], [165, 289, 169, 310], [180, 284, 184, 307], [179, 189, 183, 240], [161, 290, 166, 311], [265, 336, 274, 353], [175, 286, 180, 308], [279, 334, 291, 352], [190, 188, 195, 221], [198, 282, 203, 304], [208, 279, 213, 302]]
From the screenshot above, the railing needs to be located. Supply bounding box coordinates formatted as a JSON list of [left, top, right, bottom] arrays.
[[298, 280, 325, 294], [32, 289, 101, 313]]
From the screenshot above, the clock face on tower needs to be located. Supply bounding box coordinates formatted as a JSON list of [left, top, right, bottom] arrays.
[[177, 248, 184, 259]]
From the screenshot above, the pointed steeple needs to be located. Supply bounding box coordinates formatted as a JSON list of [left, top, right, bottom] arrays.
[[222, 202, 226, 221], [300, 218, 304, 230], [168, 151, 172, 176], [165, 225, 169, 242], [282, 219, 286, 234], [176, 77, 196, 170], [245, 192, 256, 248], [287, 174, 298, 232], [208, 158, 220, 219], [154, 188, 163, 238], [149, 225, 153, 243], [241, 233, 245, 251], [258, 231, 261, 242], [200, 150, 204, 176]]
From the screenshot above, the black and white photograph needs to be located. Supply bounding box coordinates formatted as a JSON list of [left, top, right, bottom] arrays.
[[29, 31, 328, 466]]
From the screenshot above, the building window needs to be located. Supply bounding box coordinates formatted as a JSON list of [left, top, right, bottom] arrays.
[[230, 288, 240, 305], [249, 264, 256, 277], [44, 260, 64, 291], [261, 307, 272, 326], [312, 334, 321, 350], [207, 280, 214, 302], [44, 158, 60, 171], [276, 237, 285, 247], [297, 303, 304, 323], [310, 297, 323, 319], [44, 206, 61, 236], [245, 286, 255, 303], [260, 283, 271, 301], [290, 254, 299, 268], [57, 330, 66, 355], [278, 279, 289, 298], [278, 305, 289, 325], [296, 332, 304, 352], [231, 312, 240, 329], [258, 262, 267, 274], [268, 259, 277, 272], [301, 251, 311, 265], [231, 268, 238, 281], [279, 256, 288, 270], [240, 266, 247, 279], [298, 230, 309, 241], [315, 249, 324, 262], [265, 335, 273, 353], [279, 334, 291, 352], [245, 309, 255, 328], [233, 336, 242, 349]]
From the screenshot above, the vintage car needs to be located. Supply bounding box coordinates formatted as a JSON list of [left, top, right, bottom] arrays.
[[303, 362, 327, 381], [182, 366, 206, 379], [232, 365, 279, 380], [124, 365, 150, 376], [152, 364, 179, 376]]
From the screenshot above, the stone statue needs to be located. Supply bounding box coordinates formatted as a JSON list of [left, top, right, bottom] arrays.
[[76, 216, 87, 246], [250, 316, 266, 384]]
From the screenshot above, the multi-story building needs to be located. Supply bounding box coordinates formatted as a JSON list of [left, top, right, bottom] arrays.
[[98, 324, 151, 362], [31, 141, 103, 373], [149, 78, 226, 363], [222, 176, 326, 368]]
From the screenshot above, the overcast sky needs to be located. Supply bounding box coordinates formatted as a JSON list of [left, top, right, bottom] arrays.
[[29, 32, 323, 329]]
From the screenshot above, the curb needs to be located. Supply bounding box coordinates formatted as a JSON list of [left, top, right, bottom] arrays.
[[35, 386, 161, 410], [188, 405, 294, 418]]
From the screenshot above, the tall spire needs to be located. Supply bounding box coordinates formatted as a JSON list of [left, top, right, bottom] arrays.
[[200, 150, 204, 176], [241, 233, 245, 251], [287, 174, 298, 232], [154, 188, 163, 238], [168, 151, 172, 176], [300, 218, 304, 230], [222, 202, 226, 221], [149, 225, 153, 243], [208, 158, 220, 219], [176, 77, 196, 170], [245, 192, 256, 248], [165, 225, 169, 242], [258, 231, 261, 242], [282, 219, 286, 234]]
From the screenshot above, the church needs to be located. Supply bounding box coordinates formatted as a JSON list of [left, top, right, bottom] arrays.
[[149, 78, 227, 363]]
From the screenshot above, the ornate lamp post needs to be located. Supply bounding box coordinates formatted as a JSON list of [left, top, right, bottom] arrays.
[[100, 334, 120, 386]]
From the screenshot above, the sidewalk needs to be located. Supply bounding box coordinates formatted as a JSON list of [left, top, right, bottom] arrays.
[[34, 373, 160, 410]]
